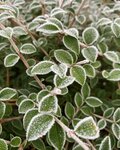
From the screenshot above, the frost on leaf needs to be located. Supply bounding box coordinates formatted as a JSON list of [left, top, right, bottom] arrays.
[[51, 63, 68, 78], [31, 61, 54, 75], [38, 94, 58, 113], [4, 54, 20, 67], [74, 116, 99, 139], [0, 87, 17, 101], [26, 114, 55, 141], [54, 75, 75, 88], [99, 136, 111, 150]]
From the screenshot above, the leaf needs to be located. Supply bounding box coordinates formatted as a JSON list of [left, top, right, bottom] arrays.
[[74, 116, 99, 139], [51, 63, 68, 78], [97, 119, 107, 130], [107, 69, 120, 81], [81, 82, 91, 99], [31, 61, 54, 75], [82, 46, 98, 63], [54, 75, 74, 88], [65, 102, 75, 119], [0, 11, 15, 22], [54, 49, 73, 64], [83, 64, 96, 78], [70, 65, 86, 86], [26, 114, 55, 141], [113, 108, 120, 122], [0, 139, 8, 150], [38, 94, 58, 113], [0, 102, 6, 119], [0, 27, 13, 39], [112, 124, 120, 140], [18, 99, 35, 114], [37, 22, 61, 34], [4, 54, 20, 67], [20, 43, 36, 54], [111, 23, 120, 37], [48, 18, 63, 30], [74, 92, 84, 107], [103, 107, 114, 118], [85, 96, 103, 107], [82, 27, 99, 45], [48, 123, 66, 150], [37, 90, 49, 102], [32, 139, 46, 150], [10, 136, 21, 147], [0, 87, 17, 101], [63, 35, 80, 54], [13, 26, 27, 36], [23, 108, 38, 130], [97, 18, 112, 26], [64, 28, 79, 38], [99, 136, 111, 150], [104, 51, 119, 63]]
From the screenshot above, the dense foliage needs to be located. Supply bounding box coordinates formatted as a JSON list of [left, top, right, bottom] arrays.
[[0, 0, 120, 149]]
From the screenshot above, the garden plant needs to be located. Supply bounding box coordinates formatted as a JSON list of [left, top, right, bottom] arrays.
[[0, 0, 120, 149]]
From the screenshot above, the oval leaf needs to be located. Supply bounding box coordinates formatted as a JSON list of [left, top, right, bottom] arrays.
[[70, 65, 86, 86], [38, 94, 58, 113], [99, 136, 111, 150], [85, 96, 103, 107], [82, 27, 99, 45], [26, 114, 55, 141], [74, 116, 99, 139], [4, 54, 20, 67], [31, 61, 54, 75], [0, 87, 17, 101], [63, 35, 80, 55], [20, 43, 36, 54], [48, 123, 66, 150], [82, 46, 98, 63]]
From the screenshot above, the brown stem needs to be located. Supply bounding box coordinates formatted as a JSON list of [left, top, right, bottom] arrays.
[[6, 68, 10, 86], [0, 23, 45, 89], [68, 0, 87, 28], [0, 116, 23, 124]]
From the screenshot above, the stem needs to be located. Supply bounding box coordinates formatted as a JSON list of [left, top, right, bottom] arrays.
[[0, 116, 23, 124], [86, 139, 96, 150], [55, 117, 90, 150], [94, 114, 114, 123], [76, 59, 89, 65], [68, 0, 87, 28], [0, 23, 45, 89], [6, 68, 10, 86]]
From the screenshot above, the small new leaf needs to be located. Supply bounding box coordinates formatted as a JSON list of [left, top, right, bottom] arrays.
[[74, 117, 99, 139], [104, 51, 119, 63], [0, 102, 6, 119], [26, 114, 55, 141]]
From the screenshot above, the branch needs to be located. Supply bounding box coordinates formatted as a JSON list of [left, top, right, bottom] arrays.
[[0, 116, 23, 124], [68, 0, 87, 28], [0, 23, 45, 89], [55, 117, 90, 150]]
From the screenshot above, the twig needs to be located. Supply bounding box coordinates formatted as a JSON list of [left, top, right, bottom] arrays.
[[55, 117, 90, 150], [86, 139, 96, 150], [0, 116, 23, 124], [68, 0, 87, 28], [0, 23, 45, 89]]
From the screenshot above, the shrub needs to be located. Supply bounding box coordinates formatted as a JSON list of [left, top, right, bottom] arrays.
[[0, 0, 120, 149]]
